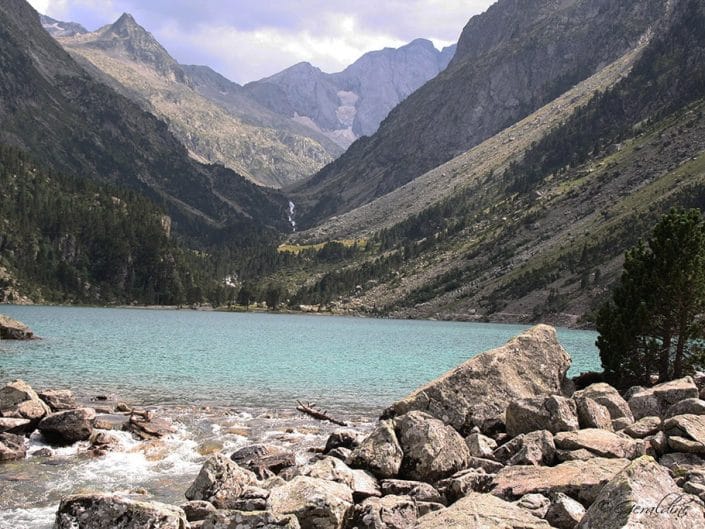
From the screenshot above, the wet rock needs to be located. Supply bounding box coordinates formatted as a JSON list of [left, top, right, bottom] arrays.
[[201, 510, 300, 529], [0, 432, 26, 461], [623, 416, 661, 438], [90, 431, 121, 454], [574, 383, 634, 426], [415, 492, 553, 528], [506, 395, 579, 436], [491, 457, 630, 505], [38, 389, 77, 411], [38, 408, 95, 445], [380, 479, 444, 504], [575, 396, 613, 431], [180, 500, 217, 522], [93, 414, 130, 431], [0, 314, 33, 339], [54, 493, 188, 529], [554, 429, 641, 459], [465, 431, 497, 459], [231, 443, 296, 478], [435, 469, 494, 502], [395, 411, 470, 483], [347, 420, 403, 479], [116, 402, 132, 413], [185, 454, 257, 509], [0, 417, 31, 434], [349, 495, 417, 529], [382, 325, 572, 434], [267, 475, 353, 529], [325, 429, 363, 453], [666, 398, 705, 418], [515, 493, 551, 518], [31, 447, 53, 457], [546, 492, 586, 529], [128, 415, 176, 440], [628, 377, 699, 420], [576, 456, 705, 528]]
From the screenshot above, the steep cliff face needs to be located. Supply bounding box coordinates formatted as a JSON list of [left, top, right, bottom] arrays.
[[0, 0, 287, 238], [56, 13, 338, 188], [244, 39, 456, 148], [291, 0, 666, 228]]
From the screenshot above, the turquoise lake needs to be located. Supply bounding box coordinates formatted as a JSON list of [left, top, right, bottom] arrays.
[[0, 306, 600, 413]]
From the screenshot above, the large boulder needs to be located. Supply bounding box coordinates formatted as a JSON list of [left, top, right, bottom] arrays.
[[395, 411, 470, 483], [38, 408, 95, 445], [664, 414, 705, 454], [624, 416, 662, 439], [629, 377, 699, 419], [54, 493, 188, 529], [380, 480, 444, 504], [185, 454, 257, 509], [347, 420, 403, 479], [0, 432, 26, 461], [465, 431, 497, 459], [577, 456, 705, 528], [415, 492, 553, 528], [665, 398, 705, 418], [491, 457, 630, 505], [574, 383, 634, 426], [553, 429, 641, 459], [494, 430, 556, 467], [0, 379, 50, 420], [382, 325, 572, 433], [505, 395, 579, 437], [574, 396, 613, 431], [38, 389, 77, 411], [0, 314, 33, 339], [546, 492, 586, 529], [201, 510, 300, 529], [294, 456, 380, 502], [267, 476, 353, 529], [0, 417, 31, 434], [349, 495, 417, 529]]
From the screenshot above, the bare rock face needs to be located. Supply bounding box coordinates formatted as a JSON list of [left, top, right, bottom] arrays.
[[54, 493, 188, 529], [38, 389, 77, 411], [0, 314, 34, 339], [577, 456, 705, 528], [491, 457, 630, 505], [629, 377, 699, 420], [185, 454, 257, 509], [505, 395, 579, 437], [395, 411, 470, 483], [349, 495, 417, 529], [267, 476, 353, 529], [382, 325, 572, 434], [0, 432, 26, 461], [575, 396, 613, 431], [415, 492, 553, 528], [347, 420, 403, 479], [546, 492, 586, 529], [553, 429, 641, 459], [38, 407, 95, 445], [201, 510, 301, 529], [574, 383, 634, 427]]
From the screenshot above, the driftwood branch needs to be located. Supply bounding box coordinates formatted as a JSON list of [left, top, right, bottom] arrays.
[[296, 400, 348, 426]]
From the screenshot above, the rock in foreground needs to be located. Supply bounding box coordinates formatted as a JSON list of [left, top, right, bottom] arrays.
[[382, 324, 572, 433], [54, 493, 188, 528]]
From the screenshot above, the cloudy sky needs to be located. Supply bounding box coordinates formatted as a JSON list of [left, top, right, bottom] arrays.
[[28, 0, 494, 84]]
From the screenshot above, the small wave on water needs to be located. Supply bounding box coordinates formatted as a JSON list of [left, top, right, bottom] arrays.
[[0, 404, 374, 529]]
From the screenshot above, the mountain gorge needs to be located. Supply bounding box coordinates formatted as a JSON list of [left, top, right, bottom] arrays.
[[55, 13, 340, 188], [245, 39, 456, 148], [291, 0, 667, 227]]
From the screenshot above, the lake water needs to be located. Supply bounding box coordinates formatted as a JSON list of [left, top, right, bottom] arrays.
[[0, 306, 599, 413], [0, 306, 600, 529]]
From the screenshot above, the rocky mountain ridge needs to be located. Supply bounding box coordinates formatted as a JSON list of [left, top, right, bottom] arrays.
[[245, 39, 456, 148], [55, 13, 339, 188]]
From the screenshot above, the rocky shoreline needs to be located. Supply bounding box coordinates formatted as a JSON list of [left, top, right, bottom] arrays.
[[3, 324, 705, 528]]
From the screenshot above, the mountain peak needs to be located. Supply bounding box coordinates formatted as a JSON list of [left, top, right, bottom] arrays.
[[40, 14, 87, 37]]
